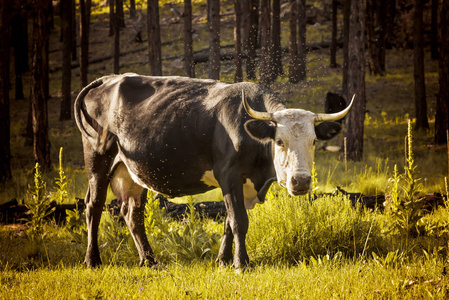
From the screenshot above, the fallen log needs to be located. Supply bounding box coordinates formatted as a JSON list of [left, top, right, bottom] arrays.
[[334, 188, 447, 212], [106, 194, 226, 220], [157, 194, 226, 219], [0, 198, 28, 224], [4, 191, 444, 225], [0, 198, 86, 225], [334, 186, 386, 211], [47, 199, 86, 224], [414, 193, 446, 211]]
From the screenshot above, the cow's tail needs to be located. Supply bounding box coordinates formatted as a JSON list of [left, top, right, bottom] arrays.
[[74, 79, 116, 154]]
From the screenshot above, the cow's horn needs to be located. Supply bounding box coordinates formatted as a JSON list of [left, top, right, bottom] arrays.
[[242, 90, 274, 121], [315, 94, 356, 122]]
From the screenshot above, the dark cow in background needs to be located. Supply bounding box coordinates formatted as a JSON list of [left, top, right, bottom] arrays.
[[75, 74, 354, 269], [325, 92, 347, 124]]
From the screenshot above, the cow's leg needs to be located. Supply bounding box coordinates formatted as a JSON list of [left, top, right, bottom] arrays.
[[216, 170, 249, 269], [84, 172, 110, 267], [217, 216, 234, 265], [121, 189, 157, 266], [83, 139, 115, 268]]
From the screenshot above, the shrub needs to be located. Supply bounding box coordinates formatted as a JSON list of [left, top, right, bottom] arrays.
[[65, 204, 87, 239], [54, 147, 68, 204], [145, 194, 221, 264], [26, 163, 55, 235], [386, 120, 425, 244], [247, 185, 384, 265], [98, 211, 138, 266]]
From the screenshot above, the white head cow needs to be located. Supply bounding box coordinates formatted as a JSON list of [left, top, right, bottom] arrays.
[[243, 92, 355, 196]]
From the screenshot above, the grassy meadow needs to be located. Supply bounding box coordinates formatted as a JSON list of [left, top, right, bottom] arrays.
[[2, 0, 449, 299]]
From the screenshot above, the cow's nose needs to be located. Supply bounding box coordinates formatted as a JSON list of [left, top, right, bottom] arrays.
[[290, 175, 311, 194]]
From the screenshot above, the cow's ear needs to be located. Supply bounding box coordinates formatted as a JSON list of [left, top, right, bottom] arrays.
[[315, 121, 342, 140], [244, 119, 276, 143]]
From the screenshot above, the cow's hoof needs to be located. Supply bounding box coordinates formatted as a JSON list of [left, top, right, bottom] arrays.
[[140, 258, 159, 268], [232, 256, 250, 271], [84, 259, 102, 268], [232, 263, 249, 272], [216, 252, 233, 266], [152, 263, 166, 271], [142, 260, 165, 271], [216, 257, 232, 267], [233, 261, 254, 273]]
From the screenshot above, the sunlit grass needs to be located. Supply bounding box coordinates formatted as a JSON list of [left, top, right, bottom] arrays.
[[247, 187, 386, 263], [2, 258, 449, 299]]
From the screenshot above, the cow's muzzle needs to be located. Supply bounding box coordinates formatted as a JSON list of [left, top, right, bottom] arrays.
[[289, 174, 311, 196]]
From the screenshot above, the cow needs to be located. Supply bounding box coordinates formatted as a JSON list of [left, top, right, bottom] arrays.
[[74, 74, 354, 269], [325, 92, 347, 123]]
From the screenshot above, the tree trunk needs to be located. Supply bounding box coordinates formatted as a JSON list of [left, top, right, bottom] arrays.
[[431, 0, 439, 60], [109, 0, 114, 36], [289, 0, 299, 83], [71, 0, 77, 61], [148, 0, 162, 76], [31, 0, 52, 170], [61, 0, 72, 121], [44, 7, 50, 101], [59, 0, 64, 42], [48, 0, 54, 30], [330, 0, 337, 68], [343, 0, 366, 161], [208, 0, 220, 80], [366, 0, 379, 75], [15, 74, 24, 101], [246, 0, 258, 80], [377, 0, 387, 73], [117, 0, 125, 28], [342, 0, 350, 97], [413, 0, 429, 130], [11, 13, 28, 100], [130, 0, 136, 18], [0, 0, 12, 183], [385, 0, 396, 49], [114, 0, 120, 74], [366, 0, 386, 75], [435, 0, 449, 145], [241, 0, 250, 53], [26, 99, 33, 146], [80, 0, 92, 88], [234, 0, 243, 82], [259, 0, 271, 86], [183, 0, 195, 78], [271, 0, 282, 80], [297, 0, 307, 81]]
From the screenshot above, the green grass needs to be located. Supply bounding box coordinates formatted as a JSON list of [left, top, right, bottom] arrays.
[[247, 189, 384, 263], [2, 259, 449, 299]]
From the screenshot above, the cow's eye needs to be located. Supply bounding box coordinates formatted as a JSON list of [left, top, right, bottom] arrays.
[[313, 139, 316, 146], [276, 139, 284, 147]]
